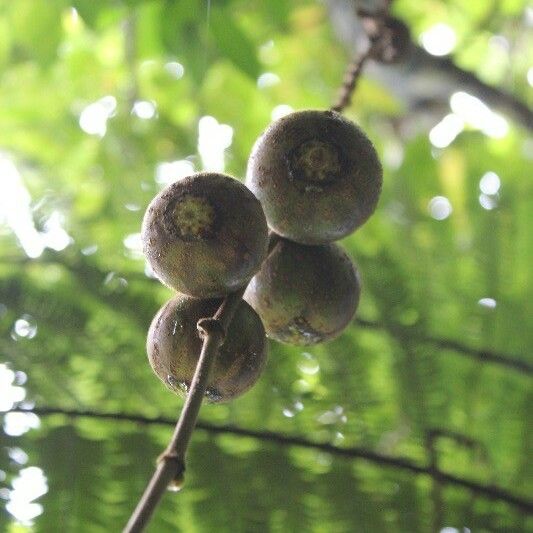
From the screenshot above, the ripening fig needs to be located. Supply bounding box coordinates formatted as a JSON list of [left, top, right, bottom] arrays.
[[244, 237, 361, 345], [246, 110, 382, 244], [147, 294, 267, 402], [142, 172, 268, 297]]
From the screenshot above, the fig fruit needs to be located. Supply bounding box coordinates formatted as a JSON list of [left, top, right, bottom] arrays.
[[147, 294, 267, 402], [244, 238, 361, 345], [246, 110, 382, 244], [142, 172, 268, 298]]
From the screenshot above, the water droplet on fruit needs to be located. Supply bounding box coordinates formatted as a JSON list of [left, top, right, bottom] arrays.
[[166, 375, 188, 394], [172, 320, 184, 336]]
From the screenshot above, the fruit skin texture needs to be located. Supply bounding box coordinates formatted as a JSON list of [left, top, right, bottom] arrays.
[[246, 110, 382, 244], [142, 172, 268, 298], [244, 238, 361, 346], [147, 294, 267, 402]]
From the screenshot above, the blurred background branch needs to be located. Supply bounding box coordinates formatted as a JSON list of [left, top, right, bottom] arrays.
[[7, 406, 533, 513], [326, 0, 533, 131]]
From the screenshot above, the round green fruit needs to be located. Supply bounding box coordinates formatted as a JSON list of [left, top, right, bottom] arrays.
[[244, 238, 361, 345], [246, 110, 382, 244], [147, 294, 267, 402], [142, 172, 268, 297]]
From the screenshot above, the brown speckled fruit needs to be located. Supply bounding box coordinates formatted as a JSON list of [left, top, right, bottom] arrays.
[[147, 294, 267, 402], [244, 238, 361, 345], [142, 172, 268, 298], [246, 110, 382, 244]]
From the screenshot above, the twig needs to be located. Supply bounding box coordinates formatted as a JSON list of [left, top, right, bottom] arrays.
[[331, 49, 373, 113], [122, 232, 278, 530], [8, 406, 533, 513], [426, 431, 444, 531], [330, 0, 395, 112], [123, 289, 245, 532]]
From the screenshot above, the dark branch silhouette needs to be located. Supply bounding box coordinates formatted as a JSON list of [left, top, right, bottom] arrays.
[[9, 406, 532, 514], [355, 318, 532, 375], [331, 50, 372, 112]]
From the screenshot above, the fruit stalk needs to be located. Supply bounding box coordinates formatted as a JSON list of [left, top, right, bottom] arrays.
[[123, 288, 245, 533], [331, 1, 397, 113], [124, 232, 278, 531], [330, 51, 371, 113]]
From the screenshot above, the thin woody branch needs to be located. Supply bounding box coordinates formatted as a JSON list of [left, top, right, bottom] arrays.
[[330, 3, 393, 112], [123, 289, 245, 533], [331, 49, 372, 112]]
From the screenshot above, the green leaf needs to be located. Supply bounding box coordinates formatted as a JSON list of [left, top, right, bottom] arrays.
[[209, 6, 260, 80]]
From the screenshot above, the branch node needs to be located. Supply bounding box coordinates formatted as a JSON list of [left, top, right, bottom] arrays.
[[157, 451, 186, 492], [197, 317, 226, 341], [157, 450, 179, 464]]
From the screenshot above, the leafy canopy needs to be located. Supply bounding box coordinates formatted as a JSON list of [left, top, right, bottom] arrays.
[[0, 0, 531, 531]]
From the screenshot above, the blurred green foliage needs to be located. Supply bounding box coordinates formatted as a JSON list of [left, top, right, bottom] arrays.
[[0, 0, 531, 531]]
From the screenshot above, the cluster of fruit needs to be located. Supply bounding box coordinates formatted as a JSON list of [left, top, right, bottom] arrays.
[[141, 109, 382, 402]]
